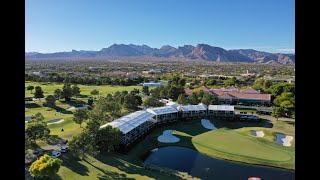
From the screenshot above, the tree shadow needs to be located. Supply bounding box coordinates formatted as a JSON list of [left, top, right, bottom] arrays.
[[60, 155, 89, 176], [25, 103, 42, 108], [63, 100, 86, 106], [95, 154, 170, 179], [77, 94, 89, 98], [51, 174, 63, 180], [83, 159, 135, 180], [98, 173, 134, 180], [211, 118, 273, 129], [52, 106, 73, 114], [169, 119, 211, 136]]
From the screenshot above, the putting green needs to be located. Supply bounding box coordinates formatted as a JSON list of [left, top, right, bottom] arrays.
[[192, 129, 294, 166]]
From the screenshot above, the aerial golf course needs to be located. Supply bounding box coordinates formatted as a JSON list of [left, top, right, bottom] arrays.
[[25, 82, 294, 179]]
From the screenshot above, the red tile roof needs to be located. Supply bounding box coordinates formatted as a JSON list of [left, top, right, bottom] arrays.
[[219, 92, 233, 99], [211, 90, 270, 101], [185, 89, 194, 95], [200, 86, 210, 92], [227, 85, 238, 90], [185, 87, 271, 102], [241, 87, 260, 93]]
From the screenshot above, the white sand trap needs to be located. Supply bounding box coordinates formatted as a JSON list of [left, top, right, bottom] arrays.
[[275, 133, 294, 146], [67, 106, 87, 111], [201, 119, 217, 130], [157, 130, 180, 143], [46, 119, 64, 125], [25, 117, 32, 123], [251, 130, 265, 137]]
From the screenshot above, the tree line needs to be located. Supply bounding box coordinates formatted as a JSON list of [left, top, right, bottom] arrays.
[[25, 73, 149, 86], [253, 79, 295, 118]]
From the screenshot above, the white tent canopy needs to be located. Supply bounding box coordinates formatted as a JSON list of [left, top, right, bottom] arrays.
[[177, 104, 207, 111], [147, 106, 178, 115], [100, 110, 155, 134]]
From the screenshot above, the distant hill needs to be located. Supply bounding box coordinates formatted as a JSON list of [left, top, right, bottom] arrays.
[[26, 44, 295, 64]]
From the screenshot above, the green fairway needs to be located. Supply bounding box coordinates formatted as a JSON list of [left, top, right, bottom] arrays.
[[130, 118, 295, 170], [25, 81, 143, 97], [192, 129, 294, 169]]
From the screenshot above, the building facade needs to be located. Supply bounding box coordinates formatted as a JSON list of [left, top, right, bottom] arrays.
[[177, 104, 207, 119], [208, 105, 235, 118], [147, 106, 179, 124]]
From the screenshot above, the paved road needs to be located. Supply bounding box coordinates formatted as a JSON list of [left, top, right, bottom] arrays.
[[258, 114, 295, 122], [41, 142, 66, 151]]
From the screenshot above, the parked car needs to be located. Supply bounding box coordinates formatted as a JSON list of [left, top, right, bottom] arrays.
[[51, 151, 61, 158], [60, 146, 68, 153]]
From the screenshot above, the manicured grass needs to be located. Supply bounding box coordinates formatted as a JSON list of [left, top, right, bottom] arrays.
[[25, 102, 73, 122], [56, 153, 178, 180], [192, 129, 294, 169], [25, 81, 143, 97], [130, 118, 295, 170]]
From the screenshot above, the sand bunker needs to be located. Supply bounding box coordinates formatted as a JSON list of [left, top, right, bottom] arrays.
[[275, 133, 293, 147], [251, 130, 265, 137], [46, 119, 64, 125], [67, 106, 87, 111], [157, 130, 180, 143], [201, 119, 217, 130], [25, 117, 32, 123]]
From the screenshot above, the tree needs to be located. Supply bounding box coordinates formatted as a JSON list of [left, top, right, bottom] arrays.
[[201, 92, 219, 106], [167, 85, 185, 100], [85, 118, 101, 133], [54, 89, 62, 100], [72, 85, 81, 96], [34, 86, 44, 101], [253, 78, 265, 91], [272, 107, 283, 121], [123, 94, 140, 110], [224, 78, 236, 86], [91, 89, 99, 97], [68, 130, 96, 159], [142, 86, 149, 95], [273, 92, 295, 113], [45, 95, 56, 107], [94, 96, 121, 119], [25, 133, 32, 150], [73, 109, 89, 128], [62, 84, 73, 101], [25, 123, 50, 142], [32, 112, 45, 122], [88, 97, 94, 106], [29, 154, 62, 178], [188, 92, 199, 105], [204, 79, 217, 86], [96, 126, 121, 152], [177, 94, 188, 105], [150, 88, 160, 99], [27, 85, 34, 94], [178, 78, 186, 86], [143, 96, 164, 108], [89, 107, 107, 123]]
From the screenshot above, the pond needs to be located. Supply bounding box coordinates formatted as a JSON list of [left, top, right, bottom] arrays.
[[144, 146, 294, 180]]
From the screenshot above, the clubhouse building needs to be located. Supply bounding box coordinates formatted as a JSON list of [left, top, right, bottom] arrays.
[[185, 86, 271, 105]]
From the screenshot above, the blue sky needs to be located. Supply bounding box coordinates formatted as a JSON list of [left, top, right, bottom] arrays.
[[25, 0, 295, 53]]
